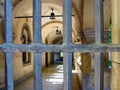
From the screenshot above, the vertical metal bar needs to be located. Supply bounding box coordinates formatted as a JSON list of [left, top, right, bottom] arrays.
[[63, 0, 72, 44], [95, 0, 104, 42], [95, 53, 104, 90], [33, 0, 42, 90], [4, 0, 14, 90], [63, 52, 72, 90], [5, 53, 13, 90], [63, 0, 72, 90], [95, 0, 104, 90], [34, 53, 42, 90], [83, 74, 91, 90], [4, 0, 12, 43], [33, 0, 42, 43]]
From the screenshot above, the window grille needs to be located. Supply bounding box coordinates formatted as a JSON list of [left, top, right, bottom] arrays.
[[1, 0, 120, 90]]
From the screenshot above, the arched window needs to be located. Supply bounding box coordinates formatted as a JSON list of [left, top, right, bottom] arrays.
[[21, 24, 31, 65]]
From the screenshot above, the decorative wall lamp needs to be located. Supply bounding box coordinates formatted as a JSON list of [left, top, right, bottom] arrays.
[[56, 26, 62, 35], [50, 8, 55, 20]]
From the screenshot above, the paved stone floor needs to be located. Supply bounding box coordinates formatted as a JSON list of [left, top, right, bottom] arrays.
[[15, 64, 80, 90]]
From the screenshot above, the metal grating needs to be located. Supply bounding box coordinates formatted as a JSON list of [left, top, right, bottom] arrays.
[[2, 0, 119, 90]]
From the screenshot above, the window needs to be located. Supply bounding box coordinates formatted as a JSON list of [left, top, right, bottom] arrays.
[[21, 24, 31, 65]]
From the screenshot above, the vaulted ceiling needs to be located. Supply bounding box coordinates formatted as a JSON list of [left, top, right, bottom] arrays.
[[0, 0, 111, 44]]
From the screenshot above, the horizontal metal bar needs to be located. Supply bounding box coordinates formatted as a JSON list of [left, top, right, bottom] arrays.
[[14, 15, 75, 18], [0, 43, 120, 52]]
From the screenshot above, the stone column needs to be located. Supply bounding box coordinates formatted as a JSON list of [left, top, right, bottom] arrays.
[[111, 0, 120, 90]]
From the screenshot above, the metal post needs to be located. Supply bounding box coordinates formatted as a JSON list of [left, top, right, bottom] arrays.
[[33, 0, 42, 90], [63, 52, 72, 90], [83, 74, 91, 90], [4, 0, 14, 90], [95, 0, 104, 90], [63, 0, 72, 90], [63, 0, 72, 44]]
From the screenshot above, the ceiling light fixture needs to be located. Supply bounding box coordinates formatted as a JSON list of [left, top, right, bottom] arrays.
[[56, 26, 61, 35], [50, 8, 55, 20]]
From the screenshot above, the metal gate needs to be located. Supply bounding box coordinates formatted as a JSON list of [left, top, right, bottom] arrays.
[[1, 0, 119, 90]]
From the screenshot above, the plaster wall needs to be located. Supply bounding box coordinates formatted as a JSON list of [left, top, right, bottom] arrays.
[[83, 0, 111, 29], [12, 16, 34, 81], [42, 53, 46, 68]]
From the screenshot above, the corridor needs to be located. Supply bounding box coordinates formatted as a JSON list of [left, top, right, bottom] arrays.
[[0, 0, 115, 89], [15, 64, 80, 90]]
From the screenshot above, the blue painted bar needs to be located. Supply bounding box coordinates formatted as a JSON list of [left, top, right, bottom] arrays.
[[63, 0, 72, 90], [4, 0, 12, 43], [33, 0, 42, 43], [33, 0, 42, 90], [5, 53, 14, 90], [63, 52, 72, 90], [83, 74, 91, 90], [63, 0, 72, 44], [4, 0, 14, 90], [33, 53, 42, 90]]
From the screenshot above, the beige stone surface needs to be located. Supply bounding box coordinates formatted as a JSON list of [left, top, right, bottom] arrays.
[[111, 63, 120, 90], [0, 68, 5, 84], [81, 53, 91, 74], [111, 0, 120, 90]]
